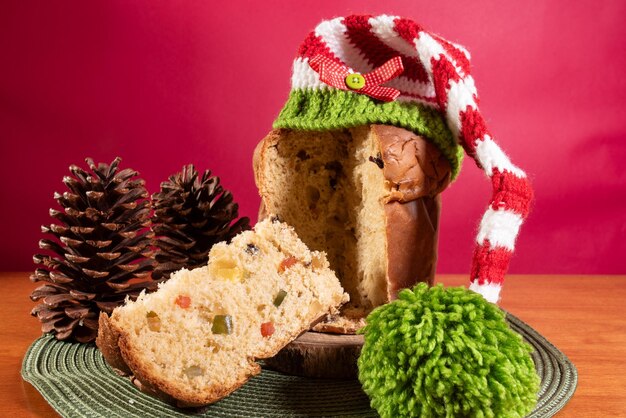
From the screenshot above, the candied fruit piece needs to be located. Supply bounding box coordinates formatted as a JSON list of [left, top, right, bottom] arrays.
[[146, 311, 161, 332], [175, 295, 191, 308], [218, 266, 244, 281], [183, 365, 203, 378], [209, 255, 244, 281], [278, 256, 298, 273], [308, 300, 324, 318], [310, 253, 326, 270], [212, 315, 233, 335], [261, 322, 275, 337], [273, 289, 288, 307]]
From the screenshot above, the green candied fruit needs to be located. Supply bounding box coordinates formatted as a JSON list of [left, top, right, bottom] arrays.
[[273, 289, 288, 307], [212, 315, 233, 335]]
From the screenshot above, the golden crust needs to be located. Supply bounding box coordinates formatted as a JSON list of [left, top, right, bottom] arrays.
[[253, 129, 282, 218], [96, 313, 131, 376], [384, 197, 441, 299], [372, 124, 451, 202], [96, 275, 347, 407], [311, 306, 368, 334], [97, 306, 344, 407], [372, 125, 450, 299], [117, 331, 259, 407]]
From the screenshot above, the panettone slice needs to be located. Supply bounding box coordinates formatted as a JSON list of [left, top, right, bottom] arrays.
[[96, 217, 347, 407]]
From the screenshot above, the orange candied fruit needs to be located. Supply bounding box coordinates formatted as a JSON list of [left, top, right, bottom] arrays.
[[278, 256, 298, 273], [175, 295, 191, 309], [260, 321, 275, 337]]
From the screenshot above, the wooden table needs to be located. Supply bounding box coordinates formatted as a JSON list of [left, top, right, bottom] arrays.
[[2, 272, 625, 417]]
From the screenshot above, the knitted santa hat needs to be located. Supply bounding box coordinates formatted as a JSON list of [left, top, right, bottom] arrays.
[[273, 15, 533, 303]]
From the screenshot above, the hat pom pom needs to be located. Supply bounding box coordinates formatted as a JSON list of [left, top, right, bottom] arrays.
[[357, 283, 540, 417]]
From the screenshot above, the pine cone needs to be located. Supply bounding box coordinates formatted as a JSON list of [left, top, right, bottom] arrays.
[[151, 165, 250, 279], [30, 157, 158, 343]]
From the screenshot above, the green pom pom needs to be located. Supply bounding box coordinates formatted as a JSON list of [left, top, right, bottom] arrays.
[[357, 284, 540, 418]]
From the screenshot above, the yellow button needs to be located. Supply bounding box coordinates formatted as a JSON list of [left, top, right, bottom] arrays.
[[345, 73, 365, 90]]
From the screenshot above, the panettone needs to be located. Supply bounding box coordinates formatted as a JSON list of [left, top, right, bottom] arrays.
[[254, 124, 451, 332], [255, 14, 533, 325]]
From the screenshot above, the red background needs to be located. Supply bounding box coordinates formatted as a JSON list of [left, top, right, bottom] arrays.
[[1, 1, 625, 275]]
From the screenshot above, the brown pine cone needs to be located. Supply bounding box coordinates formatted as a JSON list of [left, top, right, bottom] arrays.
[[30, 157, 158, 343], [151, 165, 250, 279]]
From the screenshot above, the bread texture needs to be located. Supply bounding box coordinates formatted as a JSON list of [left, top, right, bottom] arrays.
[[254, 125, 451, 333], [96, 218, 348, 407]]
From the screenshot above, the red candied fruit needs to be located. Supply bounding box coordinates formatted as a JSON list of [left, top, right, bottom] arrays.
[[175, 295, 191, 308], [278, 256, 298, 273], [261, 322, 275, 337]]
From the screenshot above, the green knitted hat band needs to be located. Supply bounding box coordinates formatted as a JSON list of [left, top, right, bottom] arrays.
[[274, 89, 464, 179]]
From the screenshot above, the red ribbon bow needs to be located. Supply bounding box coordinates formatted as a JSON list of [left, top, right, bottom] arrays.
[[309, 55, 404, 102]]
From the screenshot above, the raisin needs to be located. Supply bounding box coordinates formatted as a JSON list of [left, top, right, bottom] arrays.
[[369, 153, 384, 169], [296, 150, 311, 160], [245, 243, 259, 255], [329, 176, 338, 190], [324, 161, 343, 173], [325, 161, 343, 190]]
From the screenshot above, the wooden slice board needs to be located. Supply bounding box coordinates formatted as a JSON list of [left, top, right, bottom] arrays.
[[264, 331, 364, 379]]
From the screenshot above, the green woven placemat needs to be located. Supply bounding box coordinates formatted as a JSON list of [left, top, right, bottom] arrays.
[[22, 312, 577, 417]]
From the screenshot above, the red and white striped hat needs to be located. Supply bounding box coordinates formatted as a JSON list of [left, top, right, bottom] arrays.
[[274, 15, 533, 303]]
